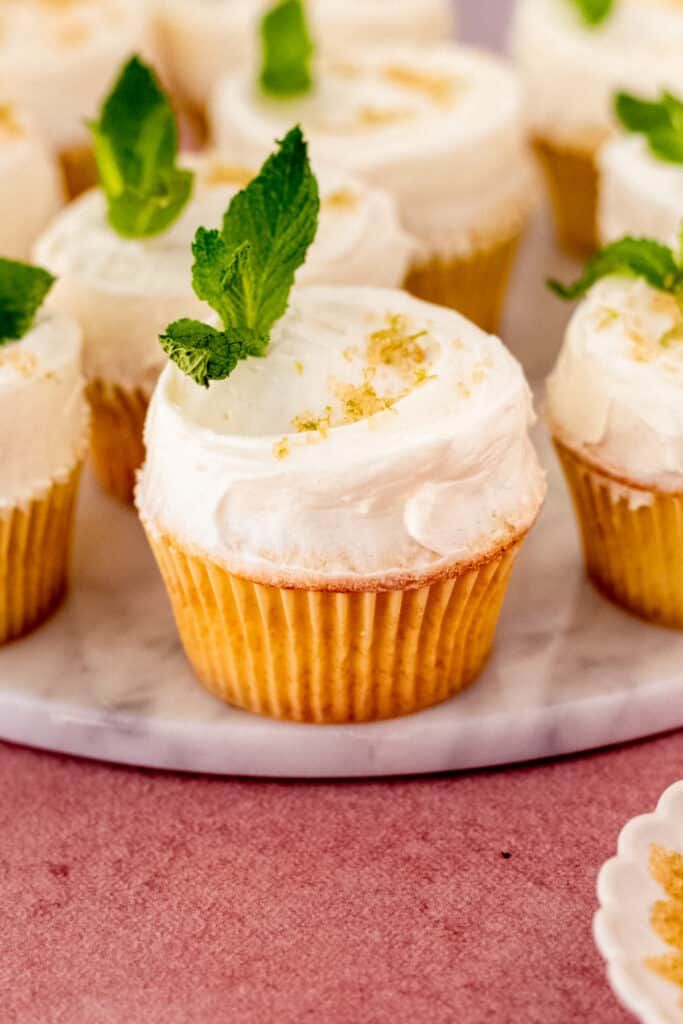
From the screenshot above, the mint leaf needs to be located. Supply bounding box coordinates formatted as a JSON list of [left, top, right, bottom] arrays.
[[615, 90, 683, 164], [90, 55, 194, 239], [0, 258, 55, 346], [160, 319, 249, 388], [569, 0, 614, 25], [260, 0, 314, 98], [549, 237, 682, 300]]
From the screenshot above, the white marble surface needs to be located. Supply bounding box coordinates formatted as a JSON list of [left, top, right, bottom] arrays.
[[2, 210, 683, 777]]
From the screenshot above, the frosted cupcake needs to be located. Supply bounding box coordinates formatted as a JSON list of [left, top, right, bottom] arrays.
[[0, 259, 88, 644], [0, 0, 152, 196], [548, 236, 683, 627], [152, 0, 456, 124], [136, 127, 546, 724], [512, 0, 683, 255], [0, 105, 63, 260], [599, 90, 683, 248], [210, 1, 533, 331], [36, 59, 416, 504]]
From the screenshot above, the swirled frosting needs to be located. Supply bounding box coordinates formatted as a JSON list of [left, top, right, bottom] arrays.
[[0, 0, 151, 151], [512, 0, 683, 148], [153, 0, 456, 112], [598, 135, 683, 248], [547, 276, 683, 490], [34, 157, 415, 393], [138, 286, 546, 585], [210, 45, 534, 258], [0, 310, 88, 510]]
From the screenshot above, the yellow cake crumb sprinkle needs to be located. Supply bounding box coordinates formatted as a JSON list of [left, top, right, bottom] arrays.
[[202, 162, 254, 188], [323, 188, 358, 211], [294, 360, 304, 375], [366, 313, 428, 382], [0, 104, 23, 139], [355, 106, 412, 130], [645, 844, 683, 1002], [330, 367, 397, 424], [382, 65, 459, 107], [0, 349, 37, 376], [272, 437, 290, 461], [292, 406, 334, 437]]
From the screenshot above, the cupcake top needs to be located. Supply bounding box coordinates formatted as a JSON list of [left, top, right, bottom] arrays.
[[0, 0, 150, 150], [211, 44, 532, 255], [0, 262, 87, 509], [139, 286, 545, 585], [547, 275, 683, 490], [512, 0, 683, 147]]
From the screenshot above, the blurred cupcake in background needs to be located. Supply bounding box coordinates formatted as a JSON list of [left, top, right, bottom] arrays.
[[210, 0, 534, 332], [0, 104, 63, 260], [152, 0, 456, 129], [0, 0, 152, 197], [0, 259, 88, 644], [36, 56, 416, 505], [512, 0, 683, 255], [599, 90, 683, 248], [137, 128, 546, 723], [547, 235, 683, 628]]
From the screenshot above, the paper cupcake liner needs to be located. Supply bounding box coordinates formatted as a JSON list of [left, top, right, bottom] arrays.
[[87, 380, 149, 505], [145, 528, 524, 723], [403, 230, 522, 334], [59, 143, 98, 199], [0, 464, 82, 645], [533, 136, 600, 257], [555, 440, 683, 629]]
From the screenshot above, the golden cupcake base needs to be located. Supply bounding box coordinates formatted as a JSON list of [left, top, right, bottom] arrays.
[[555, 440, 683, 630], [59, 143, 98, 199], [403, 230, 522, 334], [533, 136, 601, 258], [0, 465, 82, 645], [144, 528, 524, 724], [87, 380, 149, 505]]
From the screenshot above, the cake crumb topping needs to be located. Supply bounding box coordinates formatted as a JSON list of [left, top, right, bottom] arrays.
[[366, 313, 428, 382], [0, 104, 23, 139], [382, 65, 460, 107], [323, 188, 358, 211], [645, 844, 683, 1001], [273, 437, 290, 460], [202, 162, 254, 188], [0, 349, 37, 376]]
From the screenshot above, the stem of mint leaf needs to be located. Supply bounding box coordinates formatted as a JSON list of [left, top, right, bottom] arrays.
[[160, 126, 320, 388], [260, 0, 314, 98], [0, 258, 55, 347], [89, 55, 194, 239]]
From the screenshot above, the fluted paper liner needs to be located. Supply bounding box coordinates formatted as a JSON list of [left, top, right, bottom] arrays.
[[555, 440, 683, 629], [404, 230, 522, 334], [59, 143, 98, 199], [87, 379, 149, 505], [0, 465, 82, 645], [533, 136, 600, 257], [145, 529, 524, 723]]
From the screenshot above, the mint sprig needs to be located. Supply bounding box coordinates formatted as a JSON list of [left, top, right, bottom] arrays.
[[260, 0, 314, 98], [549, 233, 683, 305], [89, 55, 194, 239], [0, 259, 55, 347], [569, 0, 614, 26], [161, 126, 320, 387], [615, 91, 683, 164]]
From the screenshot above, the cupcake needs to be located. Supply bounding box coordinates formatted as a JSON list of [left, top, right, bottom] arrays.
[[210, 2, 534, 332], [599, 90, 683, 248], [0, 105, 63, 260], [0, 259, 88, 644], [152, 0, 456, 125], [36, 58, 416, 505], [512, 0, 683, 256], [0, 0, 152, 197], [548, 235, 683, 627], [136, 126, 546, 724]]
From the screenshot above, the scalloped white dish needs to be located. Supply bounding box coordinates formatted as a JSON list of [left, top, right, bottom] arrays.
[[595, 782, 683, 1024]]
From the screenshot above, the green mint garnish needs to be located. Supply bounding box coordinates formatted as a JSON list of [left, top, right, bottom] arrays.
[[89, 55, 194, 239], [0, 259, 55, 347], [569, 0, 614, 25], [260, 0, 314, 98], [615, 91, 683, 164], [161, 125, 320, 387]]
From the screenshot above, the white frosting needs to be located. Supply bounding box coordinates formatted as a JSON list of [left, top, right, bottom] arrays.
[[547, 276, 683, 491], [0, 310, 88, 510], [210, 45, 534, 258], [152, 0, 456, 111], [0, 0, 152, 151], [138, 286, 546, 584], [512, 0, 683, 148], [34, 157, 416, 393], [598, 134, 683, 248], [0, 107, 63, 260]]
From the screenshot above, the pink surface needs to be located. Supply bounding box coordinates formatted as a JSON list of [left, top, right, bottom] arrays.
[[2, 735, 682, 1024]]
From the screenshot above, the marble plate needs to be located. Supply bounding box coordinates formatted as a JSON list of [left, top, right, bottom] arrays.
[[2, 421, 683, 778], [595, 781, 683, 1024]]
